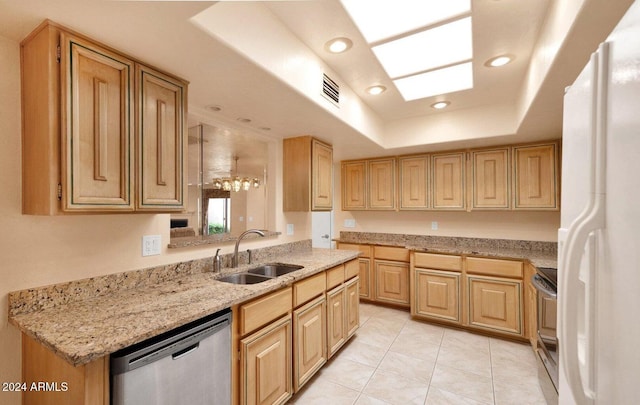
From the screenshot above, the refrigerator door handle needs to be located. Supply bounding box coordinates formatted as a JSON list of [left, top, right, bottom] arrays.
[[560, 41, 609, 405]]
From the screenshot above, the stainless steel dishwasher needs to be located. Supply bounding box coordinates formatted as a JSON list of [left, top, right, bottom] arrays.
[[110, 308, 231, 405]]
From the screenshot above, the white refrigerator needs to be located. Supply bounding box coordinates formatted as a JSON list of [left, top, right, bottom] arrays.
[[558, 1, 640, 404]]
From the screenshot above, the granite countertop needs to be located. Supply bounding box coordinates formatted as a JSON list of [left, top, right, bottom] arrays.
[[9, 248, 358, 367], [336, 232, 557, 269]]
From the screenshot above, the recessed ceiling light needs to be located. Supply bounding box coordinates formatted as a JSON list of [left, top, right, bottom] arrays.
[[366, 85, 387, 95], [431, 101, 451, 109], [371, 17, 472, 79], [325, 37, 353, 53], [236, 118, 251, 123], [485, 55, 514, 67]]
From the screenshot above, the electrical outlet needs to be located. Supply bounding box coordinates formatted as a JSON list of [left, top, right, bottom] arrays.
[[344, 219, 356, 228], [142, 235, 161, 256], [431, 221, 438, 230], [286, 224, 294, 235]]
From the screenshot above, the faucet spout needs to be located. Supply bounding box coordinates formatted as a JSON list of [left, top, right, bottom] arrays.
[[232, 229, 266, 267]]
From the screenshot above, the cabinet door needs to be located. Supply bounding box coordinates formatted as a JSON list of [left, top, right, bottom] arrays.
[[293, 296, 327, 392], [60, 33, 134, 211], [241, 315, 292, 405], [472, 148, 510, 209], [468, 276, 523, 336], [312, 139, 333, 210], [327, 285, 346, 358], [359, 258, 372, 299], [432, 152, 465, 210], [345, 277, 360, 338], [368, 158, 396, 210], [527, 282, 538, 347], [136, 65, 186, 211], [399, 155, 429, 210], [374, 260, 410, 307], [413, 269, 460, 323], [342, 161, 367, 210], [513, 143, 558, 209]]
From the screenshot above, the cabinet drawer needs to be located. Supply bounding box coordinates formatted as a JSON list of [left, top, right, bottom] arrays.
[[240, 287, 292, 336], [338, 243, 371, 258], [466, 257, 523, 279], [344, 259, 359, 280], [413, 252, 462, 272], [293, 272, 326, 307], [374, 246, 410, 262], [326, 264, 345, 290]]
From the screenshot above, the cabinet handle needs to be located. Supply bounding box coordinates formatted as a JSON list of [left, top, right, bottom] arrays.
[[93, 78, 108, 181], [156, 100, 167, 186]]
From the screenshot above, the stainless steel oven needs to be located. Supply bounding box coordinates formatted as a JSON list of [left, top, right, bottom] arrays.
[[531, 267, 558, 405]]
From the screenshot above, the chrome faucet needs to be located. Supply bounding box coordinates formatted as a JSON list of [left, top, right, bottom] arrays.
[[232, 229, 265, 267]]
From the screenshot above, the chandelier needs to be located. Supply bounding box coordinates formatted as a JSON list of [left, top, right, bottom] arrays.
[[212, 156, 261, 192]]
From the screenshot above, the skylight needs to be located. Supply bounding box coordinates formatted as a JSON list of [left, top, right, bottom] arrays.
[[340, 0, 471, 43], [339, 0, 475, 102], [371, 17, 472, 79], [393, 62, 473, 101]]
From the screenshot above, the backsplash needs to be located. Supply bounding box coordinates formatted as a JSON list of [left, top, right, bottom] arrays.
[[9, 239, 312, 317], [339, 232, 557, 254]]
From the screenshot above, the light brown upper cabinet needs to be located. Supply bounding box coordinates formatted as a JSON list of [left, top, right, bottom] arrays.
[[341, 160, 367, 210], [472, 148, 510, 209], [21, 21, 187, 215], [399, 155, 429, 210], [513, 142, 559, 210], [368, 158, 396, 210], [283, 136, 333, 211], [432, 152, 465, 210]]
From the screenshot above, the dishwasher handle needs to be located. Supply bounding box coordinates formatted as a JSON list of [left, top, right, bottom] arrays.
[[171, 342, 199, 360], [111, 308, 231, 374]]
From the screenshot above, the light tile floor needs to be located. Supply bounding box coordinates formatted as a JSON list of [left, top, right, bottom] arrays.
[[288, 303, 547, 405]]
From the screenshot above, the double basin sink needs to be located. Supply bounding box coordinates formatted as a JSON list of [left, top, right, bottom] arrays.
[[216, 263, 304, 285]]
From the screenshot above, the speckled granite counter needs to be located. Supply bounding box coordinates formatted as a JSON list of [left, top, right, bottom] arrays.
[[337, 232, 557, 269], [8, 246, 358, 367]]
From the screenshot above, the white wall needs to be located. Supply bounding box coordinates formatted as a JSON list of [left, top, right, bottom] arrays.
[[0, 35, 309, 405]]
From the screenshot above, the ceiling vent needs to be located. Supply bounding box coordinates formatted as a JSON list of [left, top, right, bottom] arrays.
[[321, 73, 340, 107]]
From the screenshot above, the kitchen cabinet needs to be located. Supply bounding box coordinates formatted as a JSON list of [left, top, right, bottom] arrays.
[[399, 155, 429, 210], [513, 142, 559, 210], [241, 315, 292, 405], [21, 20, 186, 214], [326, 260, 360, 358], [22, 334, 109, 405], [432, 152, 466, 210], [336, 243, 373, 300], [527, 273, 538, 347], [368, 158, 396, 210], [471, 148, 510, 209], [341, 160, 367, 210], [411, 252, 463, 324], [466, 257, 524, 337], [345, 276, 360, 338], [283, 136, 333, 211], [293, 295, 326, 392], [238, 287, 293, 405], [373, 246, 410, 307], [326, 283, 346, 358]]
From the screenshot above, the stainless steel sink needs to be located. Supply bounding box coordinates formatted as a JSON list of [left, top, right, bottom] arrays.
[[247, 263, 303, 277], [216, 263, 304, 285], [216, 273, 273, 285]]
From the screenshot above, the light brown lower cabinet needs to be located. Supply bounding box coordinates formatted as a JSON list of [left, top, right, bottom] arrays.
[[374, 260, 410, 307], [413, 269, 461, 323], [345, 277, 360, 337], [240, 315, 293, 405], [467, 275, 523, 335], [327, 284, 346, 358], [293, 295, 327, 392], [22, 334, 109, 405]]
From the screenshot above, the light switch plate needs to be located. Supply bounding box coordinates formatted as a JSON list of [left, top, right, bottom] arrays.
[[286, 224, 294, 235], [431, 221, 438, 230], [344, 219, 356, 228], [142, 235, 161, 256]]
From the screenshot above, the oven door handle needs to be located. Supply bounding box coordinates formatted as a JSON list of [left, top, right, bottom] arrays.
[[531, 274, 557, 298]]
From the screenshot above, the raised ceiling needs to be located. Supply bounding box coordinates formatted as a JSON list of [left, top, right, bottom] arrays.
[[0, 0, 634, 161]]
